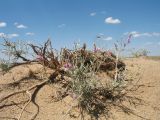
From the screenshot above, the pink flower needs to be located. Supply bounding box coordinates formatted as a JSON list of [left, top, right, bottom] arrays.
[[127, 34, 132, 44], [63, 62, 73, 71], [94, 47, 101, 52], [36, 54, 44, 61], [93, 44, 101, 52]]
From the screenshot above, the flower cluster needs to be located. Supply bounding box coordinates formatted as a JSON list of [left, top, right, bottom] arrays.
[[93, 43, 101, 52], [124, 34, 132, 47], [114, 34, 133, 51], [36, 53, 44, 61], [63, 62, 73, 71], [94, 47, 101, 52]]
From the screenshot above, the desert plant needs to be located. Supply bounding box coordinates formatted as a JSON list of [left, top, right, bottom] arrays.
[[1, 38, 29, 63], [0, 60, 10, 72], [114, 34, 132, 81], [131, 49, 149, 57], [0, 37, 150, 120]]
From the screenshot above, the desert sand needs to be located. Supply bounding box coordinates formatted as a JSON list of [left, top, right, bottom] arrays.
[[0, 57, 160, 120]]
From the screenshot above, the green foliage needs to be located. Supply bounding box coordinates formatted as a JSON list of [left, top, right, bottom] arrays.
[[2, 39, 29, 62], [131, 49, 149, 57], [64, 56, 128, 119], [68, 62, 97, 95], [0, 61, 10, 72]]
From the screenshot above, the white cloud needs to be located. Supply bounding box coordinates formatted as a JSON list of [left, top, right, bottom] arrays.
[[97, 33, 112, 41], [0, 33, 19, 38], [17, 24, 27, 29], [158, 42, 160, 45], [127, 31, 160, 38], [14, 22, 27, 29], [0, 22, 7, 27], [0, 32, 6, 37], [97, 33, 104, 36], [129, 31, 141, 38], [90, 12, 96, 16], [90, 11, 106, 16], [26, 32, 34, 36], [105, 17, 121, 24], [103, 37, 113, 41], [142, 33, 152, 37], [152, 32, 160, 37], [8, 33, 19, 38], [58, 24, 66, 28]]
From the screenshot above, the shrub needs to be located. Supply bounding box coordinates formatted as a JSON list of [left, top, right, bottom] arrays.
[[0, 36, 148, 120], [0, 60, 10, 72], [131, 49, 149, 57]]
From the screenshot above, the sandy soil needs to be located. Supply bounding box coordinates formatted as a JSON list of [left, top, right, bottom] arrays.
[[0, 58, 160, 120]]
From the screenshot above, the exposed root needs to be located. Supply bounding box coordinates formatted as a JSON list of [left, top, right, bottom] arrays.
[[0, 79, 49, 103], [0, 100, 28, 110], [0, 68, 60, 120], [16, 82, 45, 120], [17, 91, 32, 120], [30, 81, 46, 120], [0, 79, 49, 120]]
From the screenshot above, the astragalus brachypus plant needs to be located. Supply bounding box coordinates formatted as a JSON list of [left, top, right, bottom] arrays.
[[56, 40, 148, 119], [0, 36, 149, 120]]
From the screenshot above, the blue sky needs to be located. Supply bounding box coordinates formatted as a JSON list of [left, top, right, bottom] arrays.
[[0, 0, 160, 56]]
